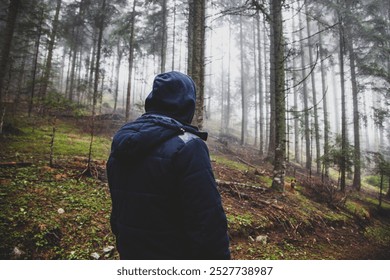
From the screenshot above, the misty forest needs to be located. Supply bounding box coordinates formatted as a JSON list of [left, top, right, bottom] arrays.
[[0, 0, 390, 260]]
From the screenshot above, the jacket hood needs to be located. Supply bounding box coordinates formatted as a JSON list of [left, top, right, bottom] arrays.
[[110, 114, 207, 163], [145, 71, 196, 124]]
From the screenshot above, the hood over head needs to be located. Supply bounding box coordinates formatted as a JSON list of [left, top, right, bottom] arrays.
[[145, 71, 196, 124], [109, 114, 207, 164]]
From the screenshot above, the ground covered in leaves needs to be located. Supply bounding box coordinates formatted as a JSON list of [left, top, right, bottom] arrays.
[[1, 116, 390, 260]]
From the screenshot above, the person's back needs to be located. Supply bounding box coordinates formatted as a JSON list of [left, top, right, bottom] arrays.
[[107, 71, 230, 259]]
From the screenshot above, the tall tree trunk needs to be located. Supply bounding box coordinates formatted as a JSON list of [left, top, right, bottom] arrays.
[[239, 14, 247, 146], [305, 5, 321, 174], [87, 0, 106, 172], [319, 23, 330, 180], [28, 7, 45, 116], [187, 0, 206, 129], [331, 65, 340, 134], [0, 0, 20, 103], [263, 21, 270, 153], [338, 8, 347, 193], [88, 29, 97, 105], [256, 12, 264, 156], [270, 0, 286, 191], [226, 18, 232, 130], [113, 42, 123, 113], [298, 2, 311, 171], [253, 18, 258, 147], [125, 0, 137, 121], [267, 9, 276, 161], [345, 0, 361, 191], [160, 0, 167, 73], [292, 11, 300, 164], [68, 28, 79, 101], [40, 0, 62, 101], [171, 0, 177, 70]]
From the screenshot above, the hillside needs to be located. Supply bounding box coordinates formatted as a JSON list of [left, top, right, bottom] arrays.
[[0, 116, 390, 260]]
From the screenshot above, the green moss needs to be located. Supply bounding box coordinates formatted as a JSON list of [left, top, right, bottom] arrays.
[[3, 119, 110, 161], [345, 200, 371, 220], [365, 223, 390, 246], [211, 155, 250, 172]]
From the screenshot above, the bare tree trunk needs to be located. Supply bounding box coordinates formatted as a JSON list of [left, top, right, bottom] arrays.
[[187, 0, 206, 129], [113, 42, 123, 113], [270, 0, 286, 191], [253, 18, 258, 147], [267, 10, 276, 161], [28, 7, 45, 116], [256, 12, 264, 156], [40, 0, 62, 101], [305, 5, 321, 174], [125, 0, 137, 122], [86, 0, 106, 173], [263, 21, 270, 153], [171, 0, 177, 70], [298, 2, 311, 171], [338, 8, 347, 193], [68, 32, 79, 101], [345, 0, 361, 191], [239, 14, 247, 146], [0, 0, 20, 103], [160, 0, 168, 73], [226, 18, 232, 130], [319, 23, 330, 180], [292, 11, 300, 164]]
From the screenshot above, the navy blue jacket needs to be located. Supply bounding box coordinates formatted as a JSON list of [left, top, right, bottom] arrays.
[[107, 71, 230, 260]]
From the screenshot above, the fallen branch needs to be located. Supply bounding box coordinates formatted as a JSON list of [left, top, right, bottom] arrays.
[[236, 157, 257, 169], [0, 162, 32, 167], [216, 179, 268, 192]]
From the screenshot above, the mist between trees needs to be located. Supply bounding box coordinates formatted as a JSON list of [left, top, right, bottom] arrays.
[[0, 0, 389, 193]]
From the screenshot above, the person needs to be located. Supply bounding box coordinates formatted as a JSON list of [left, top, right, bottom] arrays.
[[106, 71, 230, 260]]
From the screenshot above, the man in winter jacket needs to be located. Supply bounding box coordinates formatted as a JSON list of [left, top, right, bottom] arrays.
[[107, 71, 230, 260]]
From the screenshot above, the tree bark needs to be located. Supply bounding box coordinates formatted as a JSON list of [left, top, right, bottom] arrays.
[[239, 14, 247, 146], [0, 0, 21, 103], [113, 41, 123, 113], [338, 8, 347, 193], [40, 0, 62, 101], [87, 0, 106, 171], [292, 11, 300, 164], [187, 0, 206, 129], [28, 7, 45, 116], [160, 0, 168, 73], [305, 5, 321, 174], [318, 23, 330, 180], [125, 0, 137, 122], [270, 0, 286, 191], [298, 2, 311, 171], [345, 0, 361, 191], [256, 12, 264, 156]]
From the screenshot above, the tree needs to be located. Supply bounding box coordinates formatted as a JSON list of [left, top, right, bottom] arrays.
[[40, 0, 62, 101], [305, 3, 321, 174], [338, 5, 348, 192], [256, 12, 264, 156], [187, 0, 206, 129], [239, 13, 247, 145], [318, 22, 330, 180], [0, 0, 21, 104], [344, 0, 362, 191], [125, 0, 137, 121], [269, 0, 286, 191], [298, 0, 312, 172]]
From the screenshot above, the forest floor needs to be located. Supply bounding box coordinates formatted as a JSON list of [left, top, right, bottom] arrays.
[[0, 115, 390, 260]]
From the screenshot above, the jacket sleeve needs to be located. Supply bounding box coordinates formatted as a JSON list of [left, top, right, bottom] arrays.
[[174, 137, 230, 259]]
